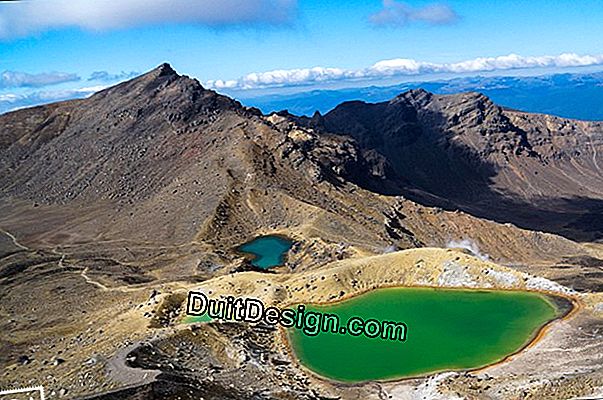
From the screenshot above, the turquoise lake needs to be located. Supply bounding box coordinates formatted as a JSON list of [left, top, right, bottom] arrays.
[[237, 235, 293, 269]]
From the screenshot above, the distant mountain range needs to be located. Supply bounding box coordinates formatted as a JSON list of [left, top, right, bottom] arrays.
[[236, 72, 603, 121], [1, 65, 602, 243]]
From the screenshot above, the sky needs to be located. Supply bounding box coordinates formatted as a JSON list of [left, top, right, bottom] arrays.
[[1, 0, 603, 111]]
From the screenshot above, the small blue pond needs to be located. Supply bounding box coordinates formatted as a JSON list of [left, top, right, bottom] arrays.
[[237, 235, 293, 269]]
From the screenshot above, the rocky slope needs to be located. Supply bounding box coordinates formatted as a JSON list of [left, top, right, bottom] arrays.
[[0, 64, 600, 290], [0, 64, 395, 249], [1, 65, 601, 254], [303, 89, 603, 241]]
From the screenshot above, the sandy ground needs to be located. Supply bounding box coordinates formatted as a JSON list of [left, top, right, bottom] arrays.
[[3, 243, 603, 399], [167, 248, 603, 400]]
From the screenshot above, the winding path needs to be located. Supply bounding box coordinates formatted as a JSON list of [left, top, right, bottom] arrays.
[[0, 228, 30, 251]]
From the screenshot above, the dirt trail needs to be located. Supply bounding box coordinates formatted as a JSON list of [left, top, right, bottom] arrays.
[[0, 228, 30, 251], [106, 341, 161, 387]]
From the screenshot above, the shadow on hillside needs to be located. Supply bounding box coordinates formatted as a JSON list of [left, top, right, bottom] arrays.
[[318, 98, 603, 242], [403, 188, 603, 243]]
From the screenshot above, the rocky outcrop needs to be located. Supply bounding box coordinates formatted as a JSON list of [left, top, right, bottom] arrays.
[[308, 89, 603, 241]]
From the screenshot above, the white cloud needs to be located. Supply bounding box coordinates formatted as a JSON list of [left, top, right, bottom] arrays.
[[207, 53, 603, 90], [0, 85, 106, 114], [205, 67, 357, 90], [0, 70, 80, 89], [369, 0, 458, 27], [88, 71, 139, 82], [0, 93, 19, 102], [0, 0, 297, 38]]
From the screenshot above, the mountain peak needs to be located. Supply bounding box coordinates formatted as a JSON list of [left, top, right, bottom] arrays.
[[406, 88, 430, 96], [97, 63, 209, 100], [389, 88, 433, 107], [153, 62, 178, 77], [135, 63, 181, 83], [398, 88, 431, 99], [145, 63, 178, 76]]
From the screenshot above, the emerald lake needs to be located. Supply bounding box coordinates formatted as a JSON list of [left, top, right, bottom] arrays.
[[237, 235, 293, 269], [287, 287, 563, 382]]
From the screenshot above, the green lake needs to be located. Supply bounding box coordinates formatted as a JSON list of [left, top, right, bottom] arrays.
[[287, 287, 563, 382], [237, 235, 293, 269], [183, 313, 213, 324]]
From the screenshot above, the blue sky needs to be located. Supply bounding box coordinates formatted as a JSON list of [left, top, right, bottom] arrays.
[[1, 0, 603, 111]]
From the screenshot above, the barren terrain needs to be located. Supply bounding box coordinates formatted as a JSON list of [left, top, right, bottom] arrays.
[[1, 65, 603, 399]]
